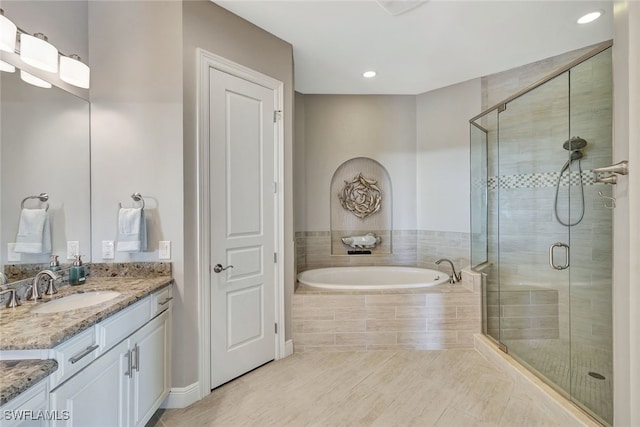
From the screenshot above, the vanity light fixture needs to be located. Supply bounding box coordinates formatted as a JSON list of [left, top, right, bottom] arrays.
[[577, 10, 603, 24], [20, 70, 52, 88], [363, 70, 377, 78], [0, 9, 17, 53], [0, 9, 90, 88], [59, 54, 90, 89], [0, 59, 15, 73], [20, 33, 58, 73]]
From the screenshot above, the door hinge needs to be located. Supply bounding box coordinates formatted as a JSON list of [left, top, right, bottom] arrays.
[[273, 110, 282, 123], [274, 252, 277, 263], [272, 182, 278, 193], [275, 323, 278, 334]]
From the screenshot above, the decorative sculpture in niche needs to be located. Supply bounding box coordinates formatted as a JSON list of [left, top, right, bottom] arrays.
[[341, 233, 381, 249], [339, 173, 382, 219]]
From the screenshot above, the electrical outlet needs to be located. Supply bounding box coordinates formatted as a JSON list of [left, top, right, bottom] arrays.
[[7, 243, 20, 262], [159, 241, 171, 260], [67, 241, 79, 260], [102, 240, 115, 259]]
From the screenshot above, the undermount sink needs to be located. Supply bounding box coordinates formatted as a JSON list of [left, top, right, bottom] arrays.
[[30, 291, 121, 314]]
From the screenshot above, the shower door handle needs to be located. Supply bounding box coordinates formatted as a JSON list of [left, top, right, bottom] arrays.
[[549, 242, 570, 270]]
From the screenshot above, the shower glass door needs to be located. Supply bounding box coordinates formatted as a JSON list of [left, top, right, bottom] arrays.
[[567, 49, 613, 424], [496, 71, 572, 405], [493, 48, 613, 425]]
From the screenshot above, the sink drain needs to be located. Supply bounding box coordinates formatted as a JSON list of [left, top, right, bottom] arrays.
[[588, 372, 606, 380]]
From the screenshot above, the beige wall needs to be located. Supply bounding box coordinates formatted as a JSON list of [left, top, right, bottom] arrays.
[[298, 94, 417, 231], [416, 78, 481, 233], [88, 0, 185, 383], [182, 0, 295, 387]]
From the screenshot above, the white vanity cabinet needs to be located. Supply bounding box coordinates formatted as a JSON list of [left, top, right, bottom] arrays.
[[49, 286, 172, 427]]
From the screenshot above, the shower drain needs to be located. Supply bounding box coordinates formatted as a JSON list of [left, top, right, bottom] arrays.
[[588, 372, 606, 380]]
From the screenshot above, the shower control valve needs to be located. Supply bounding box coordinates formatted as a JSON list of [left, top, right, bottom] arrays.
[[593, 160, 629, 176], [595, 175, 617, 185]]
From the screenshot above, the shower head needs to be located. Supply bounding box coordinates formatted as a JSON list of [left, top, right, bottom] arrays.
[[563, 136, 588, 151]]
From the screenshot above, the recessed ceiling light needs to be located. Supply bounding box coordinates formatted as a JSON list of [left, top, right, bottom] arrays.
[[363, 71, 376, 78], [577, 10, 603, 24]]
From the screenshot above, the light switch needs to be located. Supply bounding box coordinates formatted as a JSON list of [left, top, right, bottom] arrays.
[[159, 241, 171, 260], [67, 241, 79, 260], [7, 243, 20, 262], [102, 240, 115, 259]]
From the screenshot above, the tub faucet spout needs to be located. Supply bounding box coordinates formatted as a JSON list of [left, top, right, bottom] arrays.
[[435, 259, 462, 284]]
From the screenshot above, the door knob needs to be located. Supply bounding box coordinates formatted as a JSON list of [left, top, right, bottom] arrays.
[[213, 264, 234, 273]]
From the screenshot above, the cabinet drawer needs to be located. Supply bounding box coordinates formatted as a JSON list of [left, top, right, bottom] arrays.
[[50, 328, 97, 389], [96, 297, 151, 354], [150, 285, 173, 317]]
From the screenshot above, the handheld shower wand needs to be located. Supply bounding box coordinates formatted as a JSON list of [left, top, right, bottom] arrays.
[[554, 137, 587, 227]]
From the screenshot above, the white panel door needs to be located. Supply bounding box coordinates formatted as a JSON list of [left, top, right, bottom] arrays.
[[209, 67, 276, 388]]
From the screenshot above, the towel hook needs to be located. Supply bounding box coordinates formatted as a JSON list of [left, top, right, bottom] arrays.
[[21, 193, 49, 211], [119, 192, 145, 209], [598, 191, 616, 209]]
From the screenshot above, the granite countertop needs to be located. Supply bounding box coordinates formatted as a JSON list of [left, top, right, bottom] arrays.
[[0, 276, 173, 351], [0, 359, 58, 406]]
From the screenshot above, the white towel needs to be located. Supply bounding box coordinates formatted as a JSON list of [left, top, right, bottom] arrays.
[[14, 208, 51, 254], [116, 208, 147, 252]]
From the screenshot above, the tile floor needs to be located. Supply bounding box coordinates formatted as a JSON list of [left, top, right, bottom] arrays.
[[151, 349, 570, 427]]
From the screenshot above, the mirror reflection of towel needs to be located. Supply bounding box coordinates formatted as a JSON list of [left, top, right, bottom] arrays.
[[14, 208, 51, 254], [116, 208, 147, 252]]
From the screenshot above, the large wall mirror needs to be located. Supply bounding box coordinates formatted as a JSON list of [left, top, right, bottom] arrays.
[[1, 65, 91, 282]]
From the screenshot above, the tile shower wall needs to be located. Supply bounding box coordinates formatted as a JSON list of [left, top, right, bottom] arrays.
[[481, 46, 613, 353]]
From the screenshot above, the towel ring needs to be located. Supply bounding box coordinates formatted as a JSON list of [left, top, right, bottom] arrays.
[[21, 193, 49, 211], [119, 192, 145, 209]]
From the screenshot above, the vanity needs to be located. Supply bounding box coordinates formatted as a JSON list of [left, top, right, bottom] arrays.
[[0, 276, 173, 427]]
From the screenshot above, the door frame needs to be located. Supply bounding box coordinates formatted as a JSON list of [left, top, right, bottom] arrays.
[[196, 49, 285, 398]]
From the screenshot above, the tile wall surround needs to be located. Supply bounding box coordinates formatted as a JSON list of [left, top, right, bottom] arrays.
[[293, 280, 480, 353], [0, 262, 171, 307], [296, 230, 470, 275]]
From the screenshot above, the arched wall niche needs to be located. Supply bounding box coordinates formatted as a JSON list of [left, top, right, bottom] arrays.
[[330, 157, 392, 255]]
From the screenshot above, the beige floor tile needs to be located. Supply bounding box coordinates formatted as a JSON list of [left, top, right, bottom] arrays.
[[157, 350, 569, 427]]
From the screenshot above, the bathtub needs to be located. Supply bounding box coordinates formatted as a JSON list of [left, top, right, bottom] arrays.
[[297, 266, 450, 290]]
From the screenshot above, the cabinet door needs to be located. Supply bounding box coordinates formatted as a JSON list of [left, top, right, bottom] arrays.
[[50, 339, 130, 427], [131, 309, 170, 427]]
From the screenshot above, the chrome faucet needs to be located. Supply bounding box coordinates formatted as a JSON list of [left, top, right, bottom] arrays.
[[0, 288, 20, 308], [435, 258, 462, 284], [28, 270, 59, 301]]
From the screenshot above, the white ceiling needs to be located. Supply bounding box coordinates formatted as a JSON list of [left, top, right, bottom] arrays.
[[214, 1, 613, 95]]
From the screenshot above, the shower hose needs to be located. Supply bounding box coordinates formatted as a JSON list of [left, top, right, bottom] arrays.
[[554, 160, 585, 226]]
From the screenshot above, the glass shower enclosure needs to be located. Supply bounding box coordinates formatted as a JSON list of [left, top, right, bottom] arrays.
[[470, 43, 613, 425]]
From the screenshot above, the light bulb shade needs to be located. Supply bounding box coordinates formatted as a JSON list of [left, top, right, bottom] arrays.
[[0, 13, 17, 53], [20, 70, 52, 88], [60, 55, 90, 88], [20, 33, 58, 72], [0, 59, 15, 73]]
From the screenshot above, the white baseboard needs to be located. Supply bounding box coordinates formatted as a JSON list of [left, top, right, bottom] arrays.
[[285, 339, 294, 357], [161, 382, 201, 409]]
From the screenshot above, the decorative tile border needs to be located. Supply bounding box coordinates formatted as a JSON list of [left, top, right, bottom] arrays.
[[487, 170, 597, 190]]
